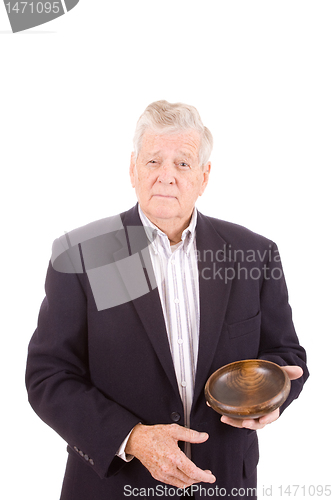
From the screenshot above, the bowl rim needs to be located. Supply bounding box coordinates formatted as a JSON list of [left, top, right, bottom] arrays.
[[204, 359, 291, 417]]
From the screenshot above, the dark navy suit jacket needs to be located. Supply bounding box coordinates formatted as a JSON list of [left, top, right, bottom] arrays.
[[26, 204, 309, 500]]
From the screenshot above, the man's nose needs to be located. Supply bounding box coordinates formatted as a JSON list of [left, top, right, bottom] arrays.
[[157, 162, 175, 184]]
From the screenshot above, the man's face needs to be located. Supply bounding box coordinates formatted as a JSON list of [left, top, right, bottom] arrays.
[[130, 130, 210, 227]]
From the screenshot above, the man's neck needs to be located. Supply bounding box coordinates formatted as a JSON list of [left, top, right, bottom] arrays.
[[157, 219, 190, 245], [140, 209, 193, 245]]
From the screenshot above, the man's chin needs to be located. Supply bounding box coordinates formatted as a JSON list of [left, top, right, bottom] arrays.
[[147, 198, 178, 214]]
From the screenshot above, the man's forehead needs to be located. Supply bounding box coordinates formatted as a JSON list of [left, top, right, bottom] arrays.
[[140, 130, 201, 157]]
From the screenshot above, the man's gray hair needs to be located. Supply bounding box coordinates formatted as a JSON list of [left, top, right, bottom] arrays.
[[133, 100, 213, 167]]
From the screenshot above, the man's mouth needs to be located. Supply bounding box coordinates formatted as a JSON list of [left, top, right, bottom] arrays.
[[153, 194, 176, 199]]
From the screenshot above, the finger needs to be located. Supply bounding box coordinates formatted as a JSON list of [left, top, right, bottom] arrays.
[[166, 477, 191, 489], [220, 415, 244, 428], [174, 466, 215, 487], [241, 419, 264, 430], [178, 462, 216, 484], [258, 408, 280, 425], [150, 453, 213, 489], [176, 455, 216, 484], [221, 413, 278, 430], [170, 424, 209, 444], [282, 365, 303, 380], [153, 470, 192, 490], [165, 471, 196, 489], [243, 409, 280, 429]]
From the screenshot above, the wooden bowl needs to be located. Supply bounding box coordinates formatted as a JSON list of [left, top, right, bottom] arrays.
[[205, 359, 290, 419]]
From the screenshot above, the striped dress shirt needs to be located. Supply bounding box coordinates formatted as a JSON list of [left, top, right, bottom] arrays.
[[139, 206, 200, 455]]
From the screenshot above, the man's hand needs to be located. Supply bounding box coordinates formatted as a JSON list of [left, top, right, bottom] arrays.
[[125, 423, 216, 489], [217, 365, 303, 430]]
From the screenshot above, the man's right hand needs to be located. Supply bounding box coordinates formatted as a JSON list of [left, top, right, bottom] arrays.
[[125, 423, 216, 489]]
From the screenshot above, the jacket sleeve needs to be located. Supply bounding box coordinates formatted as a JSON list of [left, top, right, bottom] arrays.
[[258, 243, 309, 414], [25, 249, 141, 479]]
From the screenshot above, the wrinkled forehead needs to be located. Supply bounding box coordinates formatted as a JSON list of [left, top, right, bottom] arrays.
[[139, 129, 201, 160]]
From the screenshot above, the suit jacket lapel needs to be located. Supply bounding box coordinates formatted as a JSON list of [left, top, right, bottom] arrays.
[[192, 211, 234, 410]]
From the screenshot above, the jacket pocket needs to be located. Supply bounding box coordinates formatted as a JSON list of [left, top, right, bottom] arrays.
[[228, 311, 261, 339]]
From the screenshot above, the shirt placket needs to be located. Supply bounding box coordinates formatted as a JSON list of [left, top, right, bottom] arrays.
[[168, 247, 193, 431]]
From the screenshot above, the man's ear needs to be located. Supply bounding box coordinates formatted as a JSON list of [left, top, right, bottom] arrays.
[[199, 161, 211, 196], [129, 152, 136, 188]]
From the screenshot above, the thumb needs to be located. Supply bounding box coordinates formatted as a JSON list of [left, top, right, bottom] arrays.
[[282, 365, 303, 380], [171, 425, 209, 444]]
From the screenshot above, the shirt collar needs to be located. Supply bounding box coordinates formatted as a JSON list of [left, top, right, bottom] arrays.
[[138, 205, 197, 256]]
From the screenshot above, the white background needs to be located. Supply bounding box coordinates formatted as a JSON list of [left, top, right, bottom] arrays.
[[1, 1, 332, 499]]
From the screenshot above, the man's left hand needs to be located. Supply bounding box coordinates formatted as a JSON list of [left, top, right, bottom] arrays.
[[218, 365, 303, 430]]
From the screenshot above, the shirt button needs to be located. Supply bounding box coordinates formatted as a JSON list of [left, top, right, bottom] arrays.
[[181, 381, 187, 387], [177, 338, 183, 344], [174, 298, 179, 304], [170, 412, 181, 422]]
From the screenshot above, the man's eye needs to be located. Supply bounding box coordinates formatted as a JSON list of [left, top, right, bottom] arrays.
[[148, 160, 157, 164], [179, 162, 190, 168]]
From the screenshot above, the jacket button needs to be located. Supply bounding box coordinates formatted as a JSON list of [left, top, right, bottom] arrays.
[[170, 412, 181, 422]]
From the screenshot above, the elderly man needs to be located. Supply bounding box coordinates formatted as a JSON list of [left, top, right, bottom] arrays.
[[26, 100, 308, 500]]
